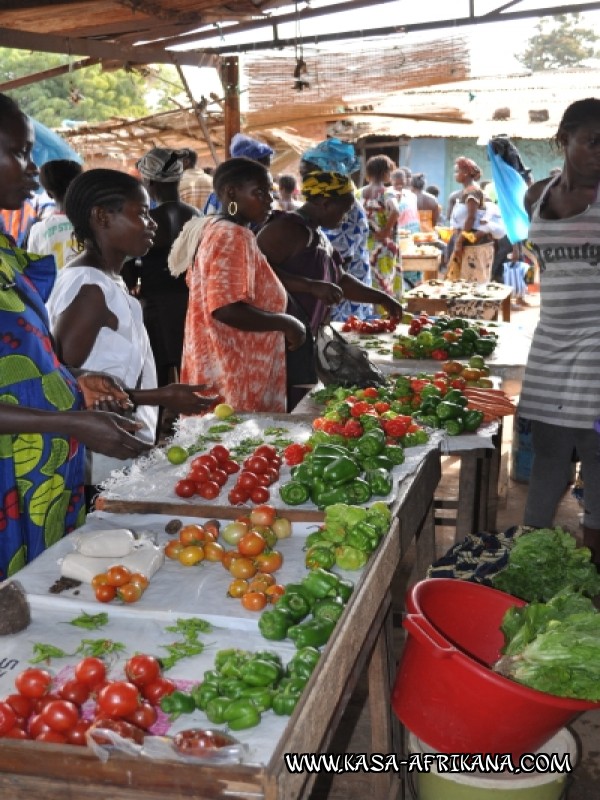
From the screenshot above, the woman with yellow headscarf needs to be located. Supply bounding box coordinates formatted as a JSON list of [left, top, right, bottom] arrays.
[[258, 169, 402, 408]]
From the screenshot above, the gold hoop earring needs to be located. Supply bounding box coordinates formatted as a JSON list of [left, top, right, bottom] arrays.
[[228, 201, 238, 216]]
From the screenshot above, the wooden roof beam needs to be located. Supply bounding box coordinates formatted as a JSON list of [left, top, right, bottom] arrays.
[[0, 27, 219, 67], [0, 57, 101, 92]]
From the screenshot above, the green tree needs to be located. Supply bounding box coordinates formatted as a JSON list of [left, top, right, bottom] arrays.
[[0, 48, 179, 127], [517, 13, 598, 72]]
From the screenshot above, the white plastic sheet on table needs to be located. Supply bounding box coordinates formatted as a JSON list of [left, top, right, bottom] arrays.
[[99, 414, 446, 510]]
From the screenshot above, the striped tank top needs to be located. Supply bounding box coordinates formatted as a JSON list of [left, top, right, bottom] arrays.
[[519, 177, 600, 428]]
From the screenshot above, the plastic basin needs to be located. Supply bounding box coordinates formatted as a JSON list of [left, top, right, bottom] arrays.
[[392, 579, 600, 758]]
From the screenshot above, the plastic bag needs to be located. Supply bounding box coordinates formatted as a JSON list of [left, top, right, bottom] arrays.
[[314, 323, 386, 387]]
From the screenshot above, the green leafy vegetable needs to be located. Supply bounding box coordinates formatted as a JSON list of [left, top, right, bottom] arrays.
[[75, 639, 126, 658], [29, 643, 71, 664], [495, 608, 600, 701], [492, 528, 600, 601], [68, 611, 109, 630], [161, 617, 212, 670]]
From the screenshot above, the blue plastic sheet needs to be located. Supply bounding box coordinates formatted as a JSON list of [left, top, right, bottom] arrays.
[[487, 143, 529, 244], [31, 118, 82, 167]]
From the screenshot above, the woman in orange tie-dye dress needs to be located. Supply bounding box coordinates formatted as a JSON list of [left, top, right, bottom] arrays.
[[170, 158, 306, 413]]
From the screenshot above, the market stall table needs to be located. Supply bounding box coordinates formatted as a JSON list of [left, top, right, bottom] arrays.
[[403, 280, 513, 322], [0, 449, 441, 800]]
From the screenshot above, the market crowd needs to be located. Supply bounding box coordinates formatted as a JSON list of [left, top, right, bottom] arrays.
[[1, 90, 599, 578]]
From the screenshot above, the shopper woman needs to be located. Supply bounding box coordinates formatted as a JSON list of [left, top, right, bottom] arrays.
[[520, 97, 600, 563], [0, 93, 150, 578], [170, 157, 305, 413], [48, 169, 214, 488]]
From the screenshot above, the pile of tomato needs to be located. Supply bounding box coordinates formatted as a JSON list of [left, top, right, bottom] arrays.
[[164, 506, 289, 612], [173, 444, 282, 506], [0, 654, 175, 746], [91, 565, 150, 604], [341, 315, 398, 334]]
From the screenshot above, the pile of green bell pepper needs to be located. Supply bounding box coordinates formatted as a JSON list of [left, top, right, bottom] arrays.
[[280, 440, 399, 510], [194, 648, 288, 729], [303, 502, 392, 571], [412, 387, 484, 435]]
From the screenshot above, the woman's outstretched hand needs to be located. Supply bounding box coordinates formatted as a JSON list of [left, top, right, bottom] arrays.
[[70, 411, 152, 460], [156, 384, 220, 415], [77, 372, 132, 412]]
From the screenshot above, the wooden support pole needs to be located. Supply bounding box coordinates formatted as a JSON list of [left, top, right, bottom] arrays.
[[175, 63, 220, 166], [0, 58, 100, 92], [221, 56, 240, 160]]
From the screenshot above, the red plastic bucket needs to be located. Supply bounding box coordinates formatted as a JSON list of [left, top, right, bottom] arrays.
[[392, 579, 600, 759]]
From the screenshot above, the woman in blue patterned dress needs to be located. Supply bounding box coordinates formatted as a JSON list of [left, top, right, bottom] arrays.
[[0, 93, 149, 578], [520, 98, 600, 563]]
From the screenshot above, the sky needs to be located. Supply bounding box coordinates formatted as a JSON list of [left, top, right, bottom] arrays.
[[182, 2, 600, 100]]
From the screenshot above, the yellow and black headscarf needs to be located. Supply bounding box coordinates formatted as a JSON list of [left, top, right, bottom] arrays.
[[301, 170, 355, 199]]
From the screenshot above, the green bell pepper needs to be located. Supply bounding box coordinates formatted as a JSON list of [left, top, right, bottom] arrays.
[[239, 686, 273, 713], [346, 520, 381, 552], [344, 478, 372, 505], [384, 444, 405, 465], [360, 454, 394, 472], [311, 443, 349, 459], [276, 591, 311, 622], [290, 463, 315, 485], [217, 677, 246, 699], [463, 408, 484, 432], [279, 481, 310, 506], [282, 582, 315, 608], [443, 417, 465, 436], [287, 646, 321, 681], [205, 696, 231, 725], [335, 544, 368, 570], [474, 337, 496, 355], [252, 650, 283, 669], [319, 524, 347, 544], [272, 690, 300, 716], [436, 401, 464, 420], [192, 682, 219, 711], [222, 698, 262, 731], [287, 617, 336, 649], [322, 456, 361, 485], [356, 428, 386, 457], [365, 468, 393, 497], [335, 577, 354, 603], [305, 544, 336, 571], [315, 485, 350, 509], [202, 669, 220, 687], [159, 690, 196, 720], [215, 649, 248, 673], [240, 658, 281, 687], [258, 607, 294, 640], [311, 597, 345, 625], [304, 530, 335, 549], [359, 414, 381, 430], [300, 567, 340, 599]]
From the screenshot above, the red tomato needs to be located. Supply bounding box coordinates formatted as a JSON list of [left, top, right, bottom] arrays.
[[95, 583, 116, 603], [283, 443, 306, 466], [5, 693, 34, 720], [250, 486, 270, 504], [125, 655, 161, 688], [222, 460, 240, 475], [90, 717, 145, 745], [228, 487, 249, 505], [15, 668, 52, 699], [66, 719, 92, 747], [96, 681, 140, 719], [196, 454, 219, 472], [188, 464, 210, 483], [238, 531, 267, 557], [175, 479, 196, 499], [198, 480, 220, 500], [211, 469, 228, 487], [238, 471, 258, 491], [117, 582, 143, 604], [254, 473, 270, 488], [253, 444, 277, 461], [41, 700, 79, 733], [249, 504, 277, 527], [264, 467, 280, 485], [36, 729, 67, 744], [74, 657, 106, 689], [0, 701, 17, 736], [141, 677, 177, 705], [125, 702, 157, 731], [105, 565, 132, 587], [244, 455, 269, 474], [210, 445, 230, 463], [34, 693, 61, 714], [27, 713, 52, 739], [5, 726, 29, 740], [254, 550, 283, 573], [58, 679, 91, 706]]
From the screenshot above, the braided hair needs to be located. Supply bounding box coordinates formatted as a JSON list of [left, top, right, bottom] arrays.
[[65, 168, 142, 254], [40, 160, 82, 204]]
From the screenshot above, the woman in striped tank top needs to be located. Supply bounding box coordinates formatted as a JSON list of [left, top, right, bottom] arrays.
[[520, 98, 600, 564]]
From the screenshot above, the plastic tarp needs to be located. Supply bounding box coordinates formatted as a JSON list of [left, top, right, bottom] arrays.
[[31, 118, 82, 166]]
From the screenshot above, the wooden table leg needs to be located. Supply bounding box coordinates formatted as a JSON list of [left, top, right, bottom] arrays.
[[454, 451, 480, 540], [502, 294, 511, 322]]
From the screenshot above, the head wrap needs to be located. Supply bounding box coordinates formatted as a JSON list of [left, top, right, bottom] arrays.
[[136, 148, 183, 183], [301, 138, 360, 174], [229, 133, 273, 160], [455, 156, 481, 180], [301, 171, 355, 198]]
